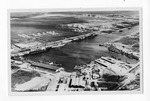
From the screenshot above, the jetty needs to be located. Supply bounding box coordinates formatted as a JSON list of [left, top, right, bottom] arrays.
[[11, 32, 99, 57]]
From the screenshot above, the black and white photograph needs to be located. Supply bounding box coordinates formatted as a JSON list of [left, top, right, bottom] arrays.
[[9, 8, 142, 93]]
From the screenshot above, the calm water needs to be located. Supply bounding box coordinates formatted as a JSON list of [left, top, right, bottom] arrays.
[[24, 26, 139, 72], [11, 13, 139, 72]]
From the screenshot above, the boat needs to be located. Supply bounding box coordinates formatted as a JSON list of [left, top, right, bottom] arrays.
[[49, 62, 54, 65], [62, 39, 72, 44], [99, 43, 104, 46], [29, 49, 44, 54], [51, 43, 65, 48]]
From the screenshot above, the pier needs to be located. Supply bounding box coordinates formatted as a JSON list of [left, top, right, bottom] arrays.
[[30, 62, 60, 71], [11, 32, 99, 57]]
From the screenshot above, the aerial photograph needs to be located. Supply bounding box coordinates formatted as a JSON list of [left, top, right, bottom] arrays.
[[10, 9, 141, 92]]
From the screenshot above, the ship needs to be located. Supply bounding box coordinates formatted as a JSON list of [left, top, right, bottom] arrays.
[[51, 43, 65, 48], [62, 39, 72, 44], [99, 43, 104, 46], [29, 47, 46, 55], [29, 49, 44, 54]]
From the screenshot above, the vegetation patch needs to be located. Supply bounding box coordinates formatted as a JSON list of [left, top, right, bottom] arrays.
[[114, 36, 139, 45], [11, 70, 41, 88]]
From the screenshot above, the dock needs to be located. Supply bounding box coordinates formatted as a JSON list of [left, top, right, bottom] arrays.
[[11, 32, 99, 57], [30, 62, 60, 71]]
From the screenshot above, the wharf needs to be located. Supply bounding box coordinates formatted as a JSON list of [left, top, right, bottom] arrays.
[[30, 62, 60, 71], [11, 32, 99, 57]]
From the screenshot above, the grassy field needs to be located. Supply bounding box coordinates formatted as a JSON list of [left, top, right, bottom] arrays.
[[114, 32, 140, 52], [11, 69, 41, 89]]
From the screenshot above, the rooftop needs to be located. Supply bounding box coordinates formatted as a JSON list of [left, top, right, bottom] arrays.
[[95, 57, 130, 75], [31, 62, 60, 71]]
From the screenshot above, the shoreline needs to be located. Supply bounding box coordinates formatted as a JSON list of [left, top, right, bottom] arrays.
[[10, 11, 141, 92], [110, 25, 139, 43]]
